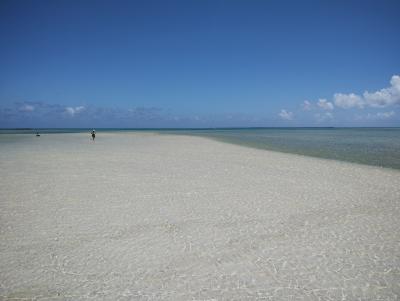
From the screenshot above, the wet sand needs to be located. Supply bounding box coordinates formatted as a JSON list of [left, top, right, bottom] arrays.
[[1, 132, 399, 300]]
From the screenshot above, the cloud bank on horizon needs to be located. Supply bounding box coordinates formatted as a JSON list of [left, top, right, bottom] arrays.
[[1, 75, 399, 128], [0, 101, 274, 128], [279, 75, 400, 125], [0, 102, 178, 128]]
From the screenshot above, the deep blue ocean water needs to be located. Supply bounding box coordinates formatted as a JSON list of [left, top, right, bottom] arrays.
[[1, 128, 400, 170]]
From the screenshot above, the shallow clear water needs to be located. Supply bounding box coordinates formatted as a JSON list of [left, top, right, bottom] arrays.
[[168, 128, 400, 170], [1, 128, 400, 170]]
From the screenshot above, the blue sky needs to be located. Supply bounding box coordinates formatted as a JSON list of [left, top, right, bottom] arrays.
[[0, 0, 399, 127]]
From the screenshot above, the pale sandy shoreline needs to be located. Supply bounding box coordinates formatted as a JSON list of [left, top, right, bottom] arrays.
[[1, 132, 400, 300]]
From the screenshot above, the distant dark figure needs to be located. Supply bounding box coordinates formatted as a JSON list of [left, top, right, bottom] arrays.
[[91, 129, 96, 141], [36, 132, 40, 137]]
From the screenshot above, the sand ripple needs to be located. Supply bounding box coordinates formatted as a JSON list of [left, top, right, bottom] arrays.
[[1, 133, 399, 300]]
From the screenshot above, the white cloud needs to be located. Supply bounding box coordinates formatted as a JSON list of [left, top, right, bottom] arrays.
[[65, 106, 85, 116], [376, 111, 395, 119], [334, 93, 364, 109], [370, 111, 395, 120], [355, 111, 396, 121], [309, 75, 400, 111], [317, 99, 334, 110], [19, 104, 35, 112], [75, 106, 85, 113], [279, 109, 293, 120], [65, 107, 75, 116], [302, 100, 312, 111], [363, 75, 400, 107], [315, 112, 333, 122]]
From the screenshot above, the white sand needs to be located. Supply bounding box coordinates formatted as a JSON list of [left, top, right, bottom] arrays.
[[1, 132, 400, 300]]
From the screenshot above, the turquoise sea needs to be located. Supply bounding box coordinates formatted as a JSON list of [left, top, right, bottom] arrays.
[[1, 128, 400, 170], [171, 128, 400, 170]]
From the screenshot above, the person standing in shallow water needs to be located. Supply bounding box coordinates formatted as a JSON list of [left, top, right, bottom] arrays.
[[91, 129, 96, 141]]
